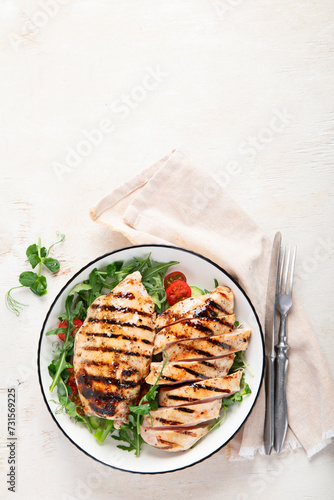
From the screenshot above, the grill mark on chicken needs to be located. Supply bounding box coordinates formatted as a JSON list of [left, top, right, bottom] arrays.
[[156, 439, 178, 448], [77, 373, 137, 389], [82, 345, 151, 359], [173, 429, 197, 436], [88, 400, 123, 417], [161, 375, 178, 382], [122, 367, 139, 377], [156, 417, 183, 425], [167, 395, 198, 402], [185, 348, 213, 358], [79, 386, 126, 402], [198, 360, 215, 368], [181, 317, 233, 332], [192, 383, 231, 393], [171, 365, 207, 379], [176, 407, 195, 413], [82, 331, 152, 345], [87, 317, 153, 331], [192, 300, 230, 318], [83, 359, 139, 379], [206, 338, 232, 348], [84, 359, 120, 369], [193, 305, 218, 318], [183, 321, 213, 335], [90, 303, 151, 317], [111, 291, 135, 300], [155, 315, 233, 332]]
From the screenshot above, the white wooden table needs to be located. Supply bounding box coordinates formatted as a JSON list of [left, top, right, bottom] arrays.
[[1, 1, 333, 498]]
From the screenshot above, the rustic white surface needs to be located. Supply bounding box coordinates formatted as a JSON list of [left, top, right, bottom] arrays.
[[1, 1, 334, 499]]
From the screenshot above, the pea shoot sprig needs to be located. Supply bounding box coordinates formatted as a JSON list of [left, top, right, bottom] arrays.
[[6, 233, 65, 316]]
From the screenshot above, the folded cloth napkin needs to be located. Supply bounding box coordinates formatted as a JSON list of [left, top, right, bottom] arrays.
[[90, 149, 334, 459]]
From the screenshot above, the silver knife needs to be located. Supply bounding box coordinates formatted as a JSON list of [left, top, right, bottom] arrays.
[[264, 231, 282, 454]]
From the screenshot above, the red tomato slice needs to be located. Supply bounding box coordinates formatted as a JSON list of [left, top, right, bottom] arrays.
[[58, 320, 68, 342], [164, 271, 187, 289], [58, 318, 83, 341], [166, 280, 192, 305], [73, 318, 83, 328], [71, 318, 83, 337]]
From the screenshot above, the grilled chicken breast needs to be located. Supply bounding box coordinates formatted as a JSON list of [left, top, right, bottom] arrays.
[[156, 286, 234, 329], [142, 400, 221, 428], [146, 354, 235, 385], [138, 280, 250, 452], [153, 315, 235, 354], [140, 423, 211, 452], [165, 327, 251, 362], [73, 271, 156, 428], [158, 371, 242, 407]]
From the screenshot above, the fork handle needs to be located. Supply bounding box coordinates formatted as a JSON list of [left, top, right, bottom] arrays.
[[274, 315, 289, 452]]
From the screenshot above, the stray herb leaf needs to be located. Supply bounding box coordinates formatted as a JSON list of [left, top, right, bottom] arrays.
[[5, 233, 65, 315]]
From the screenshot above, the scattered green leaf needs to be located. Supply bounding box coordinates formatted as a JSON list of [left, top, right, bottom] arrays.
[[5, 233, 65, 315]]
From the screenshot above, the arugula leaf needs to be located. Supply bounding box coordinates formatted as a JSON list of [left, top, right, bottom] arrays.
[[141, 261, 179, 281], [106, 261, 123, 278], [69, 283, 92, 296], [112, 419, 143, 452], [46, 327, 66, 336]]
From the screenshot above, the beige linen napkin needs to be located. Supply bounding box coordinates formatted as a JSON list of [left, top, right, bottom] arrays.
[[90, 149, 334, 459]]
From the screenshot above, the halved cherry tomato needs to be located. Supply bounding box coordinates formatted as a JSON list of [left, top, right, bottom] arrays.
[[164, 271, 187, 289], [166, 280, 192, 305], [57, 318, 83, 342], [73, 318, 83, 329], [57, 320, 68, 342]]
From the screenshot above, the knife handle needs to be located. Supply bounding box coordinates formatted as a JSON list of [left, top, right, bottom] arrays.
[[274, 336, 289, 452], [264, 353, 275, 454]]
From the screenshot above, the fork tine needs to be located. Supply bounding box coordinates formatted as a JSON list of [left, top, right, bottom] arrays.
[[278, 246, 285, 294], [282, 246, 290, 294], [289, 246, 297, 295]]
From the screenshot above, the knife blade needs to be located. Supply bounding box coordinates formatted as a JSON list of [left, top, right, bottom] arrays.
[[264, 231, 282, 455]]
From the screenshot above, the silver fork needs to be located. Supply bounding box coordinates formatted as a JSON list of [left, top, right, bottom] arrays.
[[274, 244, 297, 452]]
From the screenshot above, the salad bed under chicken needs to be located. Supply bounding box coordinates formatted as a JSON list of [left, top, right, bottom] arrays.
[[46, 255, 251, 455]]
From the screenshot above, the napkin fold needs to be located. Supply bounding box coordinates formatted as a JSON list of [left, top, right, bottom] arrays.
[[90, 149, 334, 459]]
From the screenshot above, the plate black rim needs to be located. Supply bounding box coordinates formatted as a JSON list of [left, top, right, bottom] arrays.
[[37, 243, 265, 474]]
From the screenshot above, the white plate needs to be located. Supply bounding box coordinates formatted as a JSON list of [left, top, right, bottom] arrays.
[[38, 244, 264, 474]]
